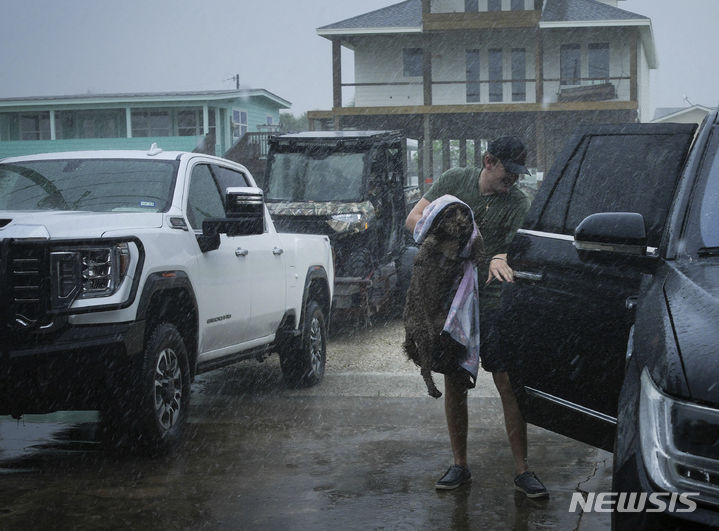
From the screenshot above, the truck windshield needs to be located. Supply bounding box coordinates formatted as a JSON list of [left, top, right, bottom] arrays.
[[266, 151, 365, 202], [0, 159, 178, 212], [698, 136, 719, 249]]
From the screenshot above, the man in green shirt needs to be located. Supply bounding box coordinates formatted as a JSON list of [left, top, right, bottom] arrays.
[[405, 136, 548, 497]]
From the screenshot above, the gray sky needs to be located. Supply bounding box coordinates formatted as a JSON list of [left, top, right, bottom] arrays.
[[1, 0, 716, 116]]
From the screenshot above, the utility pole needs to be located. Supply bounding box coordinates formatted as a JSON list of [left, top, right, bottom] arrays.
[[234, 74, 239, 89]]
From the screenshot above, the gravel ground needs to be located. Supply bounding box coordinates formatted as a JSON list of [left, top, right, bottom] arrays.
[[327, 317, 416, 374]]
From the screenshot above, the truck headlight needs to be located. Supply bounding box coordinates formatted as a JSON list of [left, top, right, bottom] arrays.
[[51, 242, 132, 306], [327, 212, 368, 233], [639, 368, 719, 505]]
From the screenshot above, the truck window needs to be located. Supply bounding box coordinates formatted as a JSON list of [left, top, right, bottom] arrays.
[[187, 164, 225, 230], [686, 126, 719, 250], [698, 133, 719, 248], [533, 137, 588, 234], [564, 134, 688, 246], [213, 165, 250, 192]]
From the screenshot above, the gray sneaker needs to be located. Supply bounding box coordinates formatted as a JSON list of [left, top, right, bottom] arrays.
[[514, 471, 548, 498], [435, 465, 472, 490]]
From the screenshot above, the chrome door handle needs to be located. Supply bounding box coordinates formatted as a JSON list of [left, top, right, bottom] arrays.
[[235, 248, 249, 257], [272, 247, 284, 255], [513, 270, 544, 282]]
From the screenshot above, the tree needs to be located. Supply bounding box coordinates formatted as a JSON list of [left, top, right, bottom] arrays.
[[279, 112, 309, 132]]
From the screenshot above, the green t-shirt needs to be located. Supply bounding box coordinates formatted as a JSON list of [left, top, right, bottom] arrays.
[[424, 166, 531, 303]]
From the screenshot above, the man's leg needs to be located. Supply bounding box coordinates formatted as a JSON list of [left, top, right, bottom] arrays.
[[493, 371, 548, 497], [444, 372, 469, 467], [492, 371, 527, 475], [435, 372, 472, 490]]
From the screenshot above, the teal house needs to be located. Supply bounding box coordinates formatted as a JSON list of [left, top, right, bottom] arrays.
[[0, 89, 290, 158]]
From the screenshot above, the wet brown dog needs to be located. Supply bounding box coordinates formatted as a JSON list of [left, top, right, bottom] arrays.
[[403, 202, 484, 398]]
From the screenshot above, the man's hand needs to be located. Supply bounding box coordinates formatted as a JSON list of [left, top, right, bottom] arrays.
[[486, 253, 514, 284]]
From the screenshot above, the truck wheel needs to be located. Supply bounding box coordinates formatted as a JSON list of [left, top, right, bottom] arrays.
[[280, 300, 327, 387], [137, 322, 191, 453]]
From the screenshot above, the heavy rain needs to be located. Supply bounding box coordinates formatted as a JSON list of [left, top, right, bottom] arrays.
[[1, 1, 719, 530]]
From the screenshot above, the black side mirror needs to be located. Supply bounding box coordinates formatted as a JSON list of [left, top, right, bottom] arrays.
[[574, 212, 648, 255], [196, 187, 265, 253], [574, 212, 658, 272]]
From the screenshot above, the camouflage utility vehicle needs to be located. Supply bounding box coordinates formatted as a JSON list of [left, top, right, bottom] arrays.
[[264, 131, 420, 324]]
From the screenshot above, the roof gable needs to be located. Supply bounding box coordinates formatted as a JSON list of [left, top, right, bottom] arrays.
[[317, 0, 421, 35]]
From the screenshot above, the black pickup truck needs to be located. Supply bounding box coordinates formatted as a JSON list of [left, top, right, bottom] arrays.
[[501, 111, 719, 529]]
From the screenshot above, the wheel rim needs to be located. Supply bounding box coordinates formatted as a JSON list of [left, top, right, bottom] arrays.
[[154, 347, 182, 432], [308, 315, 324, 377]]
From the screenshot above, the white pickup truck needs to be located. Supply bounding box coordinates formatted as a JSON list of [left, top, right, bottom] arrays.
[[0, 146, 334, 452]]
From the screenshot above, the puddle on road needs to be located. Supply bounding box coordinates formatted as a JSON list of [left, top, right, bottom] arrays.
[[0, 412, 100, 467]]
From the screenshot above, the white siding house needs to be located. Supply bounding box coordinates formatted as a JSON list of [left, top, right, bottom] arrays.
[[314, 0, 656, 180]]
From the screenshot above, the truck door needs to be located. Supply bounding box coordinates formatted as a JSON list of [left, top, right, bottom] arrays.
[[186, 163, 252, 353], [212, 164, 285, 340], [501, 123, 696, 450]]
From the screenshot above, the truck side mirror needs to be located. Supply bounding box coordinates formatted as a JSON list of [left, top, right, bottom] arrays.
[[574, 212, 647, 255], [197, 188, 266, 252], [574, 212, 658, 272]]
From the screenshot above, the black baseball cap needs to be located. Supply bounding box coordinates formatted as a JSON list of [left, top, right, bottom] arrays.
[[488, 136, 529, 175]]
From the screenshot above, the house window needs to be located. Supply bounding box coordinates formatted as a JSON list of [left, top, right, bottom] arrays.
[[560, 43, 581, 85], [56, 110, 125, 139], [465, 0, 478, 12], [489, 48, 503, 102], [588, 43, 610, 82], [403, 48, 423, 77], [488, 0, 502, 11], [178, 110, 204, 136], [20, 112, 51, 140], [512, 48, 526, 102], [131, 109, 171, 137], [466, 49, 481, 103], [232, 109, 248, 139], [511, 0, 525, 10]]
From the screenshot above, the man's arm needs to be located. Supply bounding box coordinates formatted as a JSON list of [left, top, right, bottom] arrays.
[[486, 193, 531, 284], [405, 197, 430, 233]]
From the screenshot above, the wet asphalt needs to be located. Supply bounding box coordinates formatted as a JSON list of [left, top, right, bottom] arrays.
[[0, 318, 611, 530]]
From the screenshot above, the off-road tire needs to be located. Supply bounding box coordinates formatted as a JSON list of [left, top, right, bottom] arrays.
[[136, 322, 191, 454], [280, 300, 327, 387]]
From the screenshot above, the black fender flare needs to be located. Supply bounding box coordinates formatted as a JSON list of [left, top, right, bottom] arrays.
[[135, 271, 200, 372], [136, 271, 198, 321], [300, 265, 332, 330]]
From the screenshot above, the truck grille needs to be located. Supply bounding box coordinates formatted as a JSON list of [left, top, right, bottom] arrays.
[[4, 243, 51, 329]]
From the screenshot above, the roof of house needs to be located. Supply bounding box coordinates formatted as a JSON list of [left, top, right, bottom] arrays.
[[652, 105, 714, 122], [317, 0, 654, 39], [0, 89, 291, 109], [317, 0, 421, 35], [539, 0, 656, 67], [541, 0, 649, 24]]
